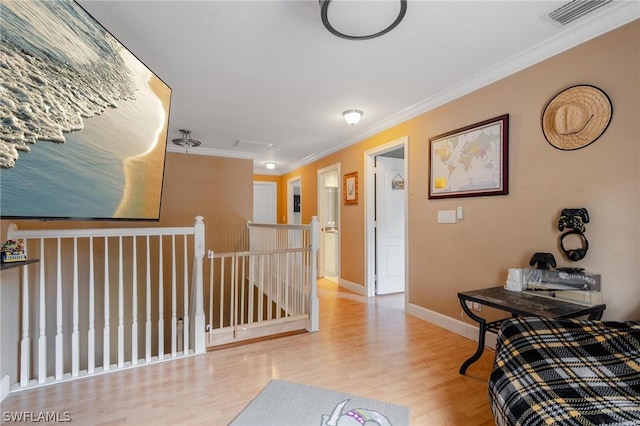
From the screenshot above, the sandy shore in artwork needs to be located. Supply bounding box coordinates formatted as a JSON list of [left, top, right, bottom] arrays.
[[113, 75, 170, 219]]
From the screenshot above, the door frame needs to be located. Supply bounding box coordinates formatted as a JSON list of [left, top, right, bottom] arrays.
[[317, 163, 341, 281], [364, 136, 409, 299], [287, 175, 302, 224]]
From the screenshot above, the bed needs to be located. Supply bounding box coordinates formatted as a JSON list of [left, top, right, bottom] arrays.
[[489, 317, 640, 426]]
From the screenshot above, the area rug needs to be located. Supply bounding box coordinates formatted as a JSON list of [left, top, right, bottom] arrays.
[[230, 380, 410, 426]]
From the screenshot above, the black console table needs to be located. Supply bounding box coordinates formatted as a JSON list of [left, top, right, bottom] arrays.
[[457, 286, 606, 374]]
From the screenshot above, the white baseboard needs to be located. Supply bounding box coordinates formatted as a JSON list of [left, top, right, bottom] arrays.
[[1, 374, 10, 403], [406, 302, 497, 350], [338, 278, 496, 355], [338, 278, 366, 296], [336, 280, 496, 350]]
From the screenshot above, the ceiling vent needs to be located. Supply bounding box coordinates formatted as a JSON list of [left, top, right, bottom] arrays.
[[233, 139, 274, 152], [545, 0, 613, 26]]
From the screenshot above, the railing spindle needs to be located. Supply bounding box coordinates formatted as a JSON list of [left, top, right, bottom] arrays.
[[240, 255, 246, 325], [208, 255, 214, 334], [284, 252, 290, 318], [103, 237, 110, 371], [266, 253, 273, 320], [19, 238, 30, 387], [219, 258, 225, 329], [88, 237, 95, 374], [231, 254, 237, 329], [131, 236, 138, 365], [258, 254, 264, 322], [182, 234, 189, 353], [248, 255, 254, 324], [145, 235, 151, 362], [72, 237, 79, 377], [171, 235, 177, 357], [118, 236, 124, 368], [158, 236, 164, 360], [55, 238, 63, 380], [37, 239, 46, 383]]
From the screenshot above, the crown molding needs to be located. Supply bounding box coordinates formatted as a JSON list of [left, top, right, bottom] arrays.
[[166, 2, 638, 175], [283, 2, 639, 174], [166, 144, 256, 159]]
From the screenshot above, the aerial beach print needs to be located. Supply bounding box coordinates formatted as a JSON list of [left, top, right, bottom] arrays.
[[0, 0, 171, 220]]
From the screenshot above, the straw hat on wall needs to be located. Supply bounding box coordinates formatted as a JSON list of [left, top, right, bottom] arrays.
[[542, 85, 612, 150]]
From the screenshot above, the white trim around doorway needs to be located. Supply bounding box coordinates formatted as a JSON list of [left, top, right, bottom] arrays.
[[287, 175, 302, 224], [317, 163, 341, 282], [364, 136, 409, 301]]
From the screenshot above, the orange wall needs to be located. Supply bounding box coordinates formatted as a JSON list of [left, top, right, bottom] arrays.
[[283, 21, 640, 321], [162, 154, 253, 251]]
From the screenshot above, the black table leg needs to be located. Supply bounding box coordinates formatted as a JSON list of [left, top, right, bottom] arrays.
[[458, 297, 487, 375], [588, 310, 604, 320]]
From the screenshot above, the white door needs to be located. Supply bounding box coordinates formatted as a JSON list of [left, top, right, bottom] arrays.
[[317, 165, 340, 283], [375, 156, 405, 294], [253, 181, 277, 224], [322, 185, 339, 280]]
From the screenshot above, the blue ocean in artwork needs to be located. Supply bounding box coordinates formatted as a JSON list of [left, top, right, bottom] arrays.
[[0, 0, 170, 220], [0, 122, 124, 219]]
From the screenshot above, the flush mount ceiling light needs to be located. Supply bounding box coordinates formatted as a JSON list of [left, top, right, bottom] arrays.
[[265, 161, 277, 170], [319, 0, 407, 41], [172, 129, 201, 153], [343, 109, 363, 126]]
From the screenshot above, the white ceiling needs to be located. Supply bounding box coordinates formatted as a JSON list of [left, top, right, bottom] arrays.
[[78, 0, 639, 174]]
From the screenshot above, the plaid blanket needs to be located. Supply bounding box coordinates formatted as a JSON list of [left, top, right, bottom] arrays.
[[489, 317, 640, 426]]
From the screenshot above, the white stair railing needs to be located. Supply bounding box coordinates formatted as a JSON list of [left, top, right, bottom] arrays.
[[247, 216, 319, 331], [205, 217, 319, 346], [4, 217, 206, 392]]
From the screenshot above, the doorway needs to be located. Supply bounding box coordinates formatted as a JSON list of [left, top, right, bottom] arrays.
[[317, 164, 340, 283], [287, 176, 302, 225], [253, 181, 277, 224], [365, 137, 408, 298]]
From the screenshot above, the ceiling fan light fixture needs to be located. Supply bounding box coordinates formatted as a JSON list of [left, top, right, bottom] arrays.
[[319, 0, 407, 41], [343, 109, 363, 126], [172, 129, 201, 153]]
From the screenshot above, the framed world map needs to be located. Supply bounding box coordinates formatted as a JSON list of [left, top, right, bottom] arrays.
[[429, 114, 509, 199]]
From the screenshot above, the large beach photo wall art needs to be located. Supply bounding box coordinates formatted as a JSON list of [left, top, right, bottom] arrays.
[[0, 0, 172, 221]]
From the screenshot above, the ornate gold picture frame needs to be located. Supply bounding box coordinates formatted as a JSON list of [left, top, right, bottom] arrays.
[[343, 171, 358, 205]]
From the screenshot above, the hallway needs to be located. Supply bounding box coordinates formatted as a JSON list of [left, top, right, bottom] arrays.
[[1, 280, 495, 425]]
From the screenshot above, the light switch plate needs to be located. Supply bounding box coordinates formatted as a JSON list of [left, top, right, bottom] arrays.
[[437, 210, 457, 223]]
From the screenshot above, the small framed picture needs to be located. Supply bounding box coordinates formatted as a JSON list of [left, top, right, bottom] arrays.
[[343, 172, 358, 205]]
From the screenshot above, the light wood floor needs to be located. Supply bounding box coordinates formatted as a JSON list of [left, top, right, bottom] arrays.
[[1, 280, 496, 425]]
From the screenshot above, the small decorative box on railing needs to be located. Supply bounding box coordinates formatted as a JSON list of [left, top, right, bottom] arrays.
[[1, 239, 27, 263]]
